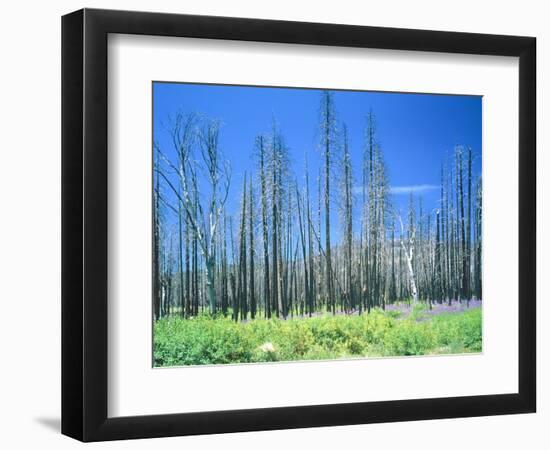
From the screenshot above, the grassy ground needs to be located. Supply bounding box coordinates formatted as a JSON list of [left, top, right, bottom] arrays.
[[153, 303, 482, 367]]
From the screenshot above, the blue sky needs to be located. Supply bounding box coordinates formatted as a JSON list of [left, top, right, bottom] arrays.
[[153, 82, 481, 236]]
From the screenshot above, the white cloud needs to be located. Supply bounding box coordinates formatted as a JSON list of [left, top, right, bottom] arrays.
[[352, 184, 439, 196], [389, 184, 438, 195]]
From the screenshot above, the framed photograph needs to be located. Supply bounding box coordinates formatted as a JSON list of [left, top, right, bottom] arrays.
[[61, 8, 536, 442]]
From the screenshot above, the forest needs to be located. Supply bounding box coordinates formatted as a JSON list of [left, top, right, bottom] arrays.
[[153, 88, 482, 366]]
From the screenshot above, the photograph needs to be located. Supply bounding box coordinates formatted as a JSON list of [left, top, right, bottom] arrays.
[[0, 1, 540, 446], [152, 83, 483, 367]]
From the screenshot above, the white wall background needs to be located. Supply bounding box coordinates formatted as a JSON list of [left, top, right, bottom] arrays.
[[0, 1, 545, 448]]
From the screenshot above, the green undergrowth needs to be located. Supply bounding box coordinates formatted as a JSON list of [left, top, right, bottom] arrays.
[[153, 304, 482, 367]]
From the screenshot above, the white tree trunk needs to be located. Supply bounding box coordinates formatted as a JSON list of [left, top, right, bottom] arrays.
[[398, 214, 418, 304], [205, 256, 216, 314], [404, 250, 418, 304]]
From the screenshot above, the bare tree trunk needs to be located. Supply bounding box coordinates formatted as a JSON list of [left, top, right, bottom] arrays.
[[178, 199, 185, 316], [258, 136, 271, 318], [403, 246, 418, 303], [317, 169, 323, 311], [457, 147, 467, 303], [399, 205, 418, 304], [342, 124, 353, 311], [272, 141, 280, 318], [249, 179, 256, 319], [205, 255, 216, 315], [153, 158, 161, 321], [305, 158, 315, 315], [321, 91, 335, 314], [474, 176, 482, 300], [229, 216, 238, 320], [466, 146, 472, 306], [221, 213, 228, 315]]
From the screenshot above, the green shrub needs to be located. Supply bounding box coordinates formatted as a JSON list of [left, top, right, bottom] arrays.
[[384, 320, 435, 356], [153, 304, 482, 366]]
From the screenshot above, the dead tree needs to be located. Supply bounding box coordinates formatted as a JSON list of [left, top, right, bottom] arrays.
[[157, 115, 231, 315], [397, 199, 418, 304], [319, 91, 337, 313]]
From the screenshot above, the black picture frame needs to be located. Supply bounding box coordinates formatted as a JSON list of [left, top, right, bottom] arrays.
[[62, 8, 536, 442]]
